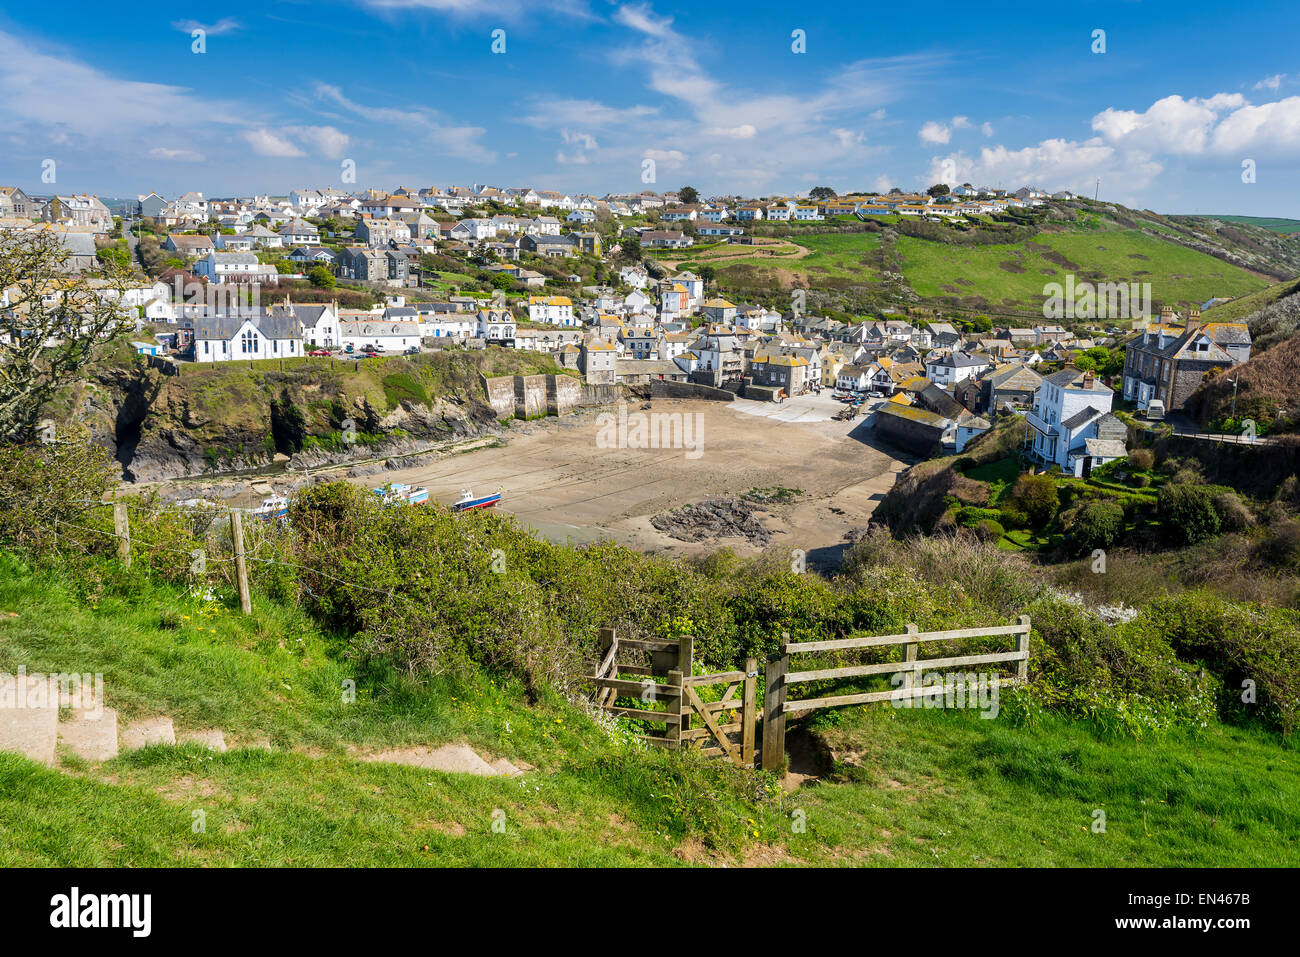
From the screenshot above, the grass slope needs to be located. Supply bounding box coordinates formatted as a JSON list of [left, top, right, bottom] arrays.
[[1, 557, 1296, 867]]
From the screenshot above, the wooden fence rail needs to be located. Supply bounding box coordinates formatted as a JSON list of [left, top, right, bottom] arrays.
[[762, 616, 1031, 770]]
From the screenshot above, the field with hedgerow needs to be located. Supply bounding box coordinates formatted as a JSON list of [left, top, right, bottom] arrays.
[[0, 440, 1297, 866]]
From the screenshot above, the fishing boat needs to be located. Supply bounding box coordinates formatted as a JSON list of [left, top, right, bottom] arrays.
[[372, 483, 430, 506], [250, 495, 289, 522], [452, 487, 502, 512]]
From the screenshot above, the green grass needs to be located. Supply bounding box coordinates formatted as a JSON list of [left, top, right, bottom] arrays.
[[787, 706, 1300, 866], [2, 555, 1296, 866], [962, 455, 1021, 503], [1206, 215, 1300, 234], [898, 229, 1269, 310]]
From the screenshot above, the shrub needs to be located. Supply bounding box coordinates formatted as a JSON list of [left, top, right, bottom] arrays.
[[999, 505, 1029, 529], [1010, 473, 1059, 528], [1128, 448, 1155, 471], [1157, 484, 1222, 545], [1256, 519, 1300, 568], [975, 519, 1004, 541], [1211, 491, 1254, 532], [1129, 473, 1151, 488], [1070, 499, 1125, 553]]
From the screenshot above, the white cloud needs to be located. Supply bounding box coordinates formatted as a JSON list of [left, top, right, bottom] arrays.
[[0, 29, 241, 143], [981, 121, 994, 137], [1255, 74, 1285, 91], [919, 121, 951, 144], [702, 124, 757, 139], [926, 139, 1163, 198], [1093, 92, 1300, 156], [241, 129, 306, 158], [951, 115, 972, 129], [284, 125, 350, 159], [561, 129, 598, 150], [172, 18, 241, 36], [148, 147, 205, 162], [314, 83, 494, 162]]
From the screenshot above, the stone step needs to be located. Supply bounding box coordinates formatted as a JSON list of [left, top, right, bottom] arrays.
[[0, 675, 58, 766], [119, 716, 176, 751], [178, 729, 227, 752], [359, 743, 501, 776], [58, 707, 120, 762]]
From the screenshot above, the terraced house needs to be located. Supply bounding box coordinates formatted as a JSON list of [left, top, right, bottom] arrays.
[[1122, 311, 1252, 413]]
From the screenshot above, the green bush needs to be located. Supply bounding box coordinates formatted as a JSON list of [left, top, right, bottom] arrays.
[[1011, 473, 1059, 529], [1069, 499, 1125, 553], [1212, 491, 1253, 532], [975, 519, 1004, 541], [1157, 484, 1222, 545]]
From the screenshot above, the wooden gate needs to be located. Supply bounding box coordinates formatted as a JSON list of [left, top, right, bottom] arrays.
[[587, 628, 758, 767]]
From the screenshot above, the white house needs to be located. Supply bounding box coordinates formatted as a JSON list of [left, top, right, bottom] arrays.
[[527, 295, 576, 326], [193, 252, 278, 282], [339, 320, 423, 353], [1025, 366, 1126, 476], [193, 313, 303, 362]]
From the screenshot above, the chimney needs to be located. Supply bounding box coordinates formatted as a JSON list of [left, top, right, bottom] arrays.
[[1082, 370, 1095, 389], [1159, 305, 1174, 323], [1187, 307, 1201, 329]]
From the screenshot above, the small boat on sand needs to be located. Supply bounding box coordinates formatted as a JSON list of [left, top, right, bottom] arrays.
[[372, 483, 430, 506], [452, 487, 502, 512]]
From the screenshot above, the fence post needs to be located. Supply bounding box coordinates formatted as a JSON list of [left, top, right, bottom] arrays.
[[112, 502, 130, 568], [742, 656, 757, 769], [761, 635, 789, 772], [230, 509, 252, 614], [902, 623, 919, 695], [677, 633, 694, 738], [1016, 614, 1031, 681], [597, 627, 617, 706], [667, 669, 683, 751]]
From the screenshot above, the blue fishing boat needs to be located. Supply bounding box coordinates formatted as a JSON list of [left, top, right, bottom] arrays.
[[250, 495, 289, 522], [372, 483, 430, 506], [452, 487, 502, 512]]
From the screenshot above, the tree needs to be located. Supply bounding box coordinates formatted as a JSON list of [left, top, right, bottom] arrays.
[[308, 265, 336, 288], [0, 228, 133, 439], [809, 186, 836, 200], [619, 236, 642, 264], [678, 186, 700, 205], [927, 183, 950, 197]]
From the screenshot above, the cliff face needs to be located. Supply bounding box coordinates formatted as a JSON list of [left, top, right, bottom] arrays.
[[77, 357, 506, 483]]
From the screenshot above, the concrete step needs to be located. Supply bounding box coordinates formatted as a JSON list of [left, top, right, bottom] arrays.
[[58, 707, 120, 762], [360, 743, 501, 776], [0, 675, 58, 766], [120, 716, 176, 751]]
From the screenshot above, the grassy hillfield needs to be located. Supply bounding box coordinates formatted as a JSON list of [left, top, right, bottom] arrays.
[[1, 555, 1296, 867], [697, 201, 1300, 318]]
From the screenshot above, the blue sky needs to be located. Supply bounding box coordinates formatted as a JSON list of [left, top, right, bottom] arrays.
[[1, 0, 1297, 215]]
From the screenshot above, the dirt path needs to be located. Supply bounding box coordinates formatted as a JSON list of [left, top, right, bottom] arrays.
[[655, 239, 812, 271]]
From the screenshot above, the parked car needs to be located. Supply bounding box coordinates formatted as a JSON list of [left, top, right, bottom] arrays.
[[308, 349, 331, 357], [403, 346, 419, 355]]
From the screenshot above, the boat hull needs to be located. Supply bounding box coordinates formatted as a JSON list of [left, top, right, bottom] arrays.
[[453, 493, 501, 512]]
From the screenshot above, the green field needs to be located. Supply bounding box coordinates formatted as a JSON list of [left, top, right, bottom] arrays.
[[708, 221, 1275, 313], [898, 229, 1269, 310], [1206, 215, 1300, 234]]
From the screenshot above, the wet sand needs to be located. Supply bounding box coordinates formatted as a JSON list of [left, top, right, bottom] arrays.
[[373, 394, 911, 562]]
